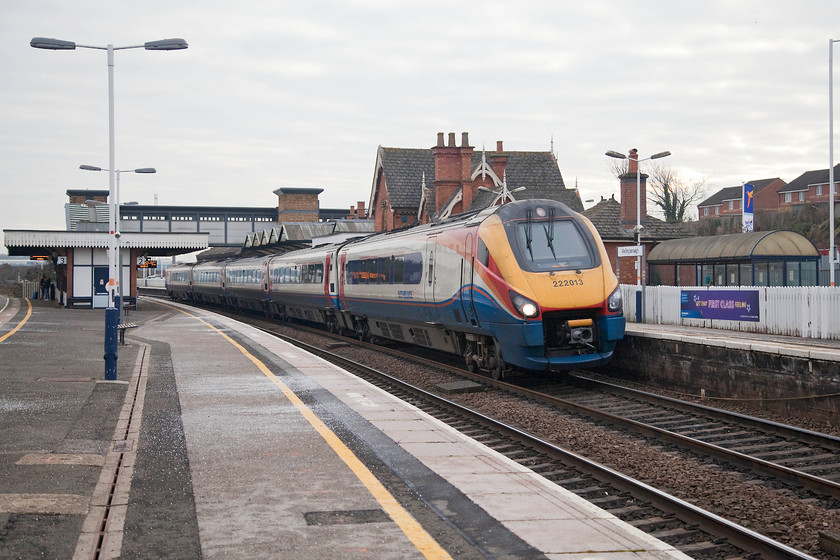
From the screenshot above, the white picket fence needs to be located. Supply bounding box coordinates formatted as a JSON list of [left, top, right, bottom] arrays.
[[621, 285, 840, 339]]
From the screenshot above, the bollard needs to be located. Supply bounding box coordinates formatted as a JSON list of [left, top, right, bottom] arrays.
[[635, 291, 642, 323], [104, 306, 119, 380]]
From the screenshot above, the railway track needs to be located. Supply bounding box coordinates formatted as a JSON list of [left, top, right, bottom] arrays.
[[535, 373, 840, 499], [251, 323, 820, 559]]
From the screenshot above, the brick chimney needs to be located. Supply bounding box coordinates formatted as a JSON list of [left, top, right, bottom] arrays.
[[619, 148, 647, 230], [432, 132, 473, 215], [489, 140, 508, 182]]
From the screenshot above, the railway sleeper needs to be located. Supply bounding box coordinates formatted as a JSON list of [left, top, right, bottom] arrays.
[[627, 515, 679, 530], [794, 461, 840, 474], [750, 445, 817, 459], [676, 540, 730, 555], [607, 505, 658, 518], [774, 452, 839, 465], [649, 526, 703, 541]]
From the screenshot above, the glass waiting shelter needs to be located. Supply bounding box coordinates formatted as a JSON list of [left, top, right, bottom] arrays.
[[647, 230, 820, 287]]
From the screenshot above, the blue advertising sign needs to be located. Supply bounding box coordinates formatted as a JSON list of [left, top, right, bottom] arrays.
[[742, 183, 754, 233], [680, 289, 760, 322], [743, 183, 754, 213]]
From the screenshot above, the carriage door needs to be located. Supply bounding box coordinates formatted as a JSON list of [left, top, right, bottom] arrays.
[[460, 233, 479, 326], [424, 237, 440, 323]]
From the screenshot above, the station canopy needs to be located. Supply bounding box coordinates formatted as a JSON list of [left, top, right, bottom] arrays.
[[648, 230, 818, 264]]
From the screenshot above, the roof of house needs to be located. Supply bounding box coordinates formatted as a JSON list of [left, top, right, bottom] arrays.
[[582, 196, 692, 241], [376, 147, 582, 213], [778, 164, 840, 193], [697, 178, 783, 207]]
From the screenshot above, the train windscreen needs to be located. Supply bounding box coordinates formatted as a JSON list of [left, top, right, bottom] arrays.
[[510, 217, 597, 272]]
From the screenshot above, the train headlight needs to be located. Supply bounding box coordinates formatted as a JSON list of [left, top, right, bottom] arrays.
[[607, 286, 622, 312], [509, 291, 539, 318]]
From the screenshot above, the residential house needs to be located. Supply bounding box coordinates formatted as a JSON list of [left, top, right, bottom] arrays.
[[777, 164, 840, 211], [697, 178, 785, 221]]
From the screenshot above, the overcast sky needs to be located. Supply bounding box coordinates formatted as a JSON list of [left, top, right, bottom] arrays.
[[3, 1, 840, 253]]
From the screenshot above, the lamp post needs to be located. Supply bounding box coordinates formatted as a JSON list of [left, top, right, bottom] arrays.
[[830, 39, 839, 287], [31, 36, 187, 308], [605, 149, 671, 285], [80, 165, 156, 321], [32, 36, 186, 380]]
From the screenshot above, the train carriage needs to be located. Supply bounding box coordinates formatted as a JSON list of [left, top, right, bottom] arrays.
[[166, 264, 193, 301], [266, 247, 335, 325], [191, 260, 227, 305], [165, 199, 624, 377], [223, 256, 270, 312]]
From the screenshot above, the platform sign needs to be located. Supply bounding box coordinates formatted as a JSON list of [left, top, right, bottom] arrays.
[[617, 245, 644, 258], [680, 289, 760, 322]]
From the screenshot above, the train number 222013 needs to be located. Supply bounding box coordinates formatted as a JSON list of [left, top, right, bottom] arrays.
[[553, 278, 583, 287]]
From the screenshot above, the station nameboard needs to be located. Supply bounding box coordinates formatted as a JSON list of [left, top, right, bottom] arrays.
[[617, 245, 644, 258]]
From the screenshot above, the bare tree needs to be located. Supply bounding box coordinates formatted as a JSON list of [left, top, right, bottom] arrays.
[[608, 159, 706, 223], [646, 164, 707, 223]]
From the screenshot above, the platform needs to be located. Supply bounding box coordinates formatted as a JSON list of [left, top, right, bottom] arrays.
[[0, 296, 690, 559], [626, 322, 840, 362]]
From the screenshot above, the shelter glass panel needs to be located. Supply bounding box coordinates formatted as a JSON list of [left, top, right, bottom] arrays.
[[754, 262, 769, 286], [787, 263, 801, 286], [768, 262, 784, 286], [725, 264, 738, 286], [714, 264, 725, 286], [739, 263, 752, 286], [801, 261, 818, 286], [701, 264, 715, 286]]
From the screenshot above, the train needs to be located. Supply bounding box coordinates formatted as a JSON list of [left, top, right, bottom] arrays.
[[166, 199, 625, 377]]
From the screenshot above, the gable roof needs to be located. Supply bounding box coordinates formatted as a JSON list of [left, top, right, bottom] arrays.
[[376, 147, 435, 209], [376, 147, 581, 213], [582, 196, 691, 241], [779, 164, 840, 193], [698, 178, 783, 207]]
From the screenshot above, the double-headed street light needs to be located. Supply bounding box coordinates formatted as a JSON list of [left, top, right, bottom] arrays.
[[32, 36, 186, 381], [605, 149, 671, 286], [80, 165, 156, 319], [31, 36, 187, 308]]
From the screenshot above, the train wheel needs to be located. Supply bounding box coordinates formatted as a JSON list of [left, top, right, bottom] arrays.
[[464, 342, 478, 373], [488, 340, 504, 380], [355, 322, 371, 343]]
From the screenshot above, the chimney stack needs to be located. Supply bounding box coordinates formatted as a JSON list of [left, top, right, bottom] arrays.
[[432, 132, 473, 214], [490, 140, 508, 183], [619, 148, 647, 229]]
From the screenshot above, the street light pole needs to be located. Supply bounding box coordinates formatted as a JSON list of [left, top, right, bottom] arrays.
[[32, 36, 185, 380], [605, 149, 671, 285], [830, 39, 839, 287], [80, 165, 156, 321]]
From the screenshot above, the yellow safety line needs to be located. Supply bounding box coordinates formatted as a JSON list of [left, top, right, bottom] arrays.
[[0, 298, 33, 343], [166, 303, 452, 560]]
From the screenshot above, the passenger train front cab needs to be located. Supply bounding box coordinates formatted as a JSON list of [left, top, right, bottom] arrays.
[[474, 200, 625, 371]]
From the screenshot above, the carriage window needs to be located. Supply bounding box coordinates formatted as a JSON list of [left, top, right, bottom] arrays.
[[378, 257, 392, 284], [346, 253, 422, 285], [393, 257, 405, 284], [403, 253, 422, 284]]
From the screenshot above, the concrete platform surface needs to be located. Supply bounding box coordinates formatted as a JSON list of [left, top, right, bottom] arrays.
[[0, 297, 690, 559]]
